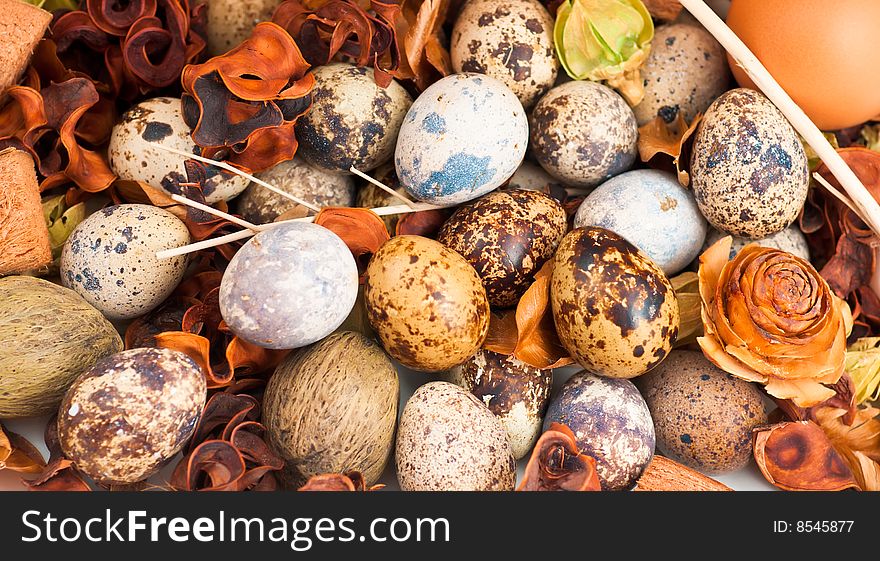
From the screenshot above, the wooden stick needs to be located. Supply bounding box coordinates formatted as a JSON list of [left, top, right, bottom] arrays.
[[170, 194, 265, 232], [150, 144, 322, 213], [349, 165, 418, 208], [679, 0, 880, 236]]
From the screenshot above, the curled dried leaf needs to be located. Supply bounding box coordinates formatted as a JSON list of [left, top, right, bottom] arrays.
[[23, 417, 91, 492], [314, 207, 390, 277], [637, 113, 702, 186], [299, 471, 384, 491], [0, 423, 46, 475], [518, 423, 600, 491], [813, 405, 880, 491], [396, 0, 452, 91]]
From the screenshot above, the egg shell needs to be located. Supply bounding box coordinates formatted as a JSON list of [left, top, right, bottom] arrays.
[[235, 156, 356, 224], [447, 350, 552, 459], [108, 97, 249, 203], [58, 348, 206, 485], [690, 88, 810, 239], [437, 189, 567, 307], [450, 0, 558, 109], [364, 235, 490, 371], [505, 160, 568, 196], [219, 222, 359, 350], [702, 224, 810, 262], [530, 81, 638, 188], [262, 332, 399, 487], [295, 63, 412, 174], [636, 350, 768, 474], [573, 169, 708, 275], [395, 381, 515, 491], [543, 371, 655, 491], [395, 73, 528, 205], [60, 204, 190, 320], [633, 23, 730, 126], [551, 227, 679, 378], [203, 0, 276, 56]]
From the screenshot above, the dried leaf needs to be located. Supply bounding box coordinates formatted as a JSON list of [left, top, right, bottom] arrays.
[[398, 0, 452, 90], [641, 0, 682, 21], [845, 337, 880, 405], [42, 194, 86, 259], [637, 113, 702, 186], [24, 458, 92, 491], [753, 421, 859, 491], [314, 207, 390, 276], [671, 271, 701, 347], [0, 423, 46, 474], [518, 423, 601, 491]]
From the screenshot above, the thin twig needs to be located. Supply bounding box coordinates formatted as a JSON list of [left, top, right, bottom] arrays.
[[170, 194, 265, 232], [150, 143, 321, 212], [350, 165, 418, 208]]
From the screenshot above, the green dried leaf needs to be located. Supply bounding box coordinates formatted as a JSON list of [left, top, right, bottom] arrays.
[[554, 0, 653, 105], [845, 337, 880, 405], [671, 271, 701, 348], [861, 124, 880, 153], [42, 195, 86, 259]]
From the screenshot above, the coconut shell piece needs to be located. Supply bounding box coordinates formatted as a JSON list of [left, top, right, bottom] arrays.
[[0, 0, 51, 94], [517, 423, 601, 491], [0, 148, 52, 274]]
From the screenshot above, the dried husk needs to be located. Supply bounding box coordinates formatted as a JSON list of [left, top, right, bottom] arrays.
[[0, 423, 45, 475], [0, 148, 52, 274], [634, 456, 731, 492], [299, 471, 384, 491]]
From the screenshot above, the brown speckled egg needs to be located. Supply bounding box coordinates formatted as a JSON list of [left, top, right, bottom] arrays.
[[295, 63, 412, 174], [450, 0, 558, 109], [235, 156, 356, 224], [551, 227, 679, 378], [690, 88, 809, 239], [58, 348, 206, 485], [437, 189, 567, 307], [530, 81, 638, 188], [356, 163, 408, 234], [448, 350, 552, 459], [396, 381, 515, 491], [543, 371, 655, 491], [365, 236, 490, 371], [633, 23, 730, 126], [636, 351, 768, 474]]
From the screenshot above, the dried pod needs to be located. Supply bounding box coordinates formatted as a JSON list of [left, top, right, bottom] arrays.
[[517, 423, 601, 491]]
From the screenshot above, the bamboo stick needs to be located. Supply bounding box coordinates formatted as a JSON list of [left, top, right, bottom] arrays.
[[169, 194, 264, 232]]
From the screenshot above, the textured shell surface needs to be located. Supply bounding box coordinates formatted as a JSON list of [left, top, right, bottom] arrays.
[[58, 348, 206, 485], [108, 97, 249, 203], [395, 381, 516, 491], [295, 63, 413, 174], [438, 189, 568, 307], [262, 332, 399, 487], [551, 227, 679, 378], [636, 350, 768, 474], [505, 160, 568, 196], [450, 0, 558, 109], [634, 23, 730, 126], [236, 156, 356, 224], [529, 81, 638, 188], [60, 204, 191, 320], [573, 169, 707, 275], [447, 349, 552, 459], [395, 73, 528, 205], [204, 0, 277, 55], [219, 222, 358, 350], [543, 371, 655, 491], [364, 235, 490, 372], [0, 277, 123, 418], [702, 223, 810, 261], [690, 88, 810, 239]]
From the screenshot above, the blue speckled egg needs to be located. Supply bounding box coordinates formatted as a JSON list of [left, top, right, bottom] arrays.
[[219, 222, 358, 350], [573, 170, 707, 275], [394, 73, 528, 206]]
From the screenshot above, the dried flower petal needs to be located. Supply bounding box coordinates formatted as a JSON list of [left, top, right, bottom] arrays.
[[671, 271, 701, 347], [314, 207, 390, 277], [395, 0, 452, 91], [845, 337, 880, 405], [518, 423, 600, 491], [637, 113, 701, 186]]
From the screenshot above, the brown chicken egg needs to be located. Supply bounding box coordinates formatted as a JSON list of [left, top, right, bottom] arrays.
[[551, 227, 679, 378], [364, 236, 490, 371], [437, 189, 567, 308]]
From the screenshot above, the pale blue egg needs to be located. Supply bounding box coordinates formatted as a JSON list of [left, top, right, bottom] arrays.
[[573, 169, 707, 275]]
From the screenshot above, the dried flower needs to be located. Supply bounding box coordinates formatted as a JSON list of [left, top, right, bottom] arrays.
[[844, 338, 880, 405], [698, 237, 853, 407], [517, 423, 600, 491], [553, 0, 653, 105]]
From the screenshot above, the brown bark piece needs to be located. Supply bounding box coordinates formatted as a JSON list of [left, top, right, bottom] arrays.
[[0, 0, 52, 92], [634, 455, 732, 491], [0, 148, 52, 274]]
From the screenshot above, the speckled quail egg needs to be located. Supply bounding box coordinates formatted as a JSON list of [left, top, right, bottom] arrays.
[[108, 97, 249, 203], [451, 0, 558, 109], [395, 73, 528, 206], [60, 204, 190, 320], [530, 81, 638, 188], [448, 350, 552, 459], [364, 236, 490, 371], [203, 0, 277, 55], [636, 350, 768, 474], [543, 371, 655, 491], [58, 348, 206, 485], [219, 222, 358, 350], [295, 63, 413, 174], [573, 169, 707, 275], [505, 160, 568, 196], [437, 189, 568, 307], [551, 227, 679, 378], [633, 23, 730, 126], [356, 163, 409, 234], [396, 381, 516, 491], [702, 223, 810, 261], [690, 88, 810, 239], [235, 156, 356, 224]]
